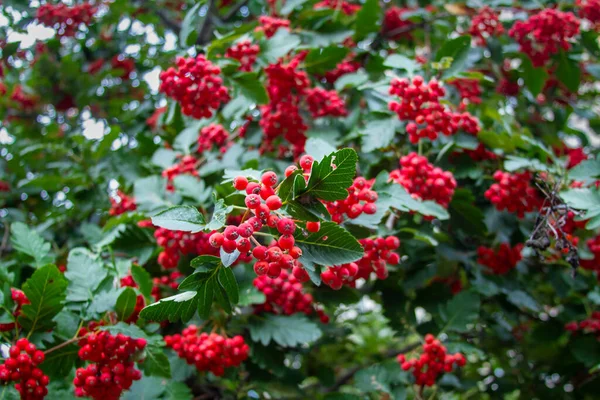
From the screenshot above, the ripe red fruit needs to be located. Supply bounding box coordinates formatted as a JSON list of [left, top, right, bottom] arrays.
[[246, 182, 261, 195], [209, 233, 224, 248], [252, 246, 268, 260], [266, 195, 283, 210], [224, 225, 239, 240], [306, 221, 320, 233], [254, 261, 269, 275], [278, 234, 295, 250], [299, 155, 314, 170], [233, 176, 248, 190], [261, 171, 278, 187], [245, 194, 262, 209], [267, 263, 282, 278], [276, 218, 296, 234], [285, 165, 298, 177], [222, 239, 238, 253]]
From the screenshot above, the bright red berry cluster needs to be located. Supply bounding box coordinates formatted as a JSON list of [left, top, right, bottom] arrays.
[[305, 88, 348, 118], [155, 227, 218, 269], [152, 271, 184, 301], [74, 329, 146, 400], [554, 145, 588, 169], [396, 334, 466, 387], [198, 123, 230, 153], [159, 56, 230, 119], [256, 16, 290, 38], [321, 236, 400, 289], [110, 56, 135, 80], [323, 177, 377, 223], [449, 78, 482, 108], [484, 171, 542, 218], [477, 243, 524, 275], [314, 0, 360, 15], [36, 3, 96, 37], [0, 289, 29, 332], [383, 7, 414, 40], [580, 235, 600, 271], [390, 153, 457, 208], [463, 143, 498, 162], [162, 155, 198, 192], [10, 86, 37, 111], [578, 0, 600, 29], [109, 190, 136, 216], [469, 6, 504, 46], [509, 9, 580, 67], [323, 59, 361, 83], [0, 339, 48, 400], [164, 327, 249, 376], [225, 40, 260, 72], [566, 311, 600, 339]]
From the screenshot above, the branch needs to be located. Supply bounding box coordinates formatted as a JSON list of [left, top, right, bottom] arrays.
[[223, 0, 250, 21]]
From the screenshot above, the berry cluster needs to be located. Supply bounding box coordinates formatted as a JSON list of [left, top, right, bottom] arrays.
[[254, 270, 328, 322], [469, 6, 504, 46], [74, 329, 146, 400], [0, 289, 29, 332], [390, 153, 457, 208], [509, 9, 580, 67], [554, 145, 588, 169], [449, 78, 482, 107], [256, 16, 290, 38], [580, 235, 600, 271], [383, 7, 415, 40], [159, 56, 230, 119], [396, 335, 466, 387], [323, 59, 361, 83], [164, 327, 249, 376], [11, 86, 37, 111], [225, 40, 260, 72], [305, 88, 348, 118], [314, 0, 360, 15], [484, 171, 542, 218], [0, 339, 48, 400], [146, 106, 167, 130], [566, 312, 600, 339], [463, 143, 498, 162], [477, 243, 523, 275], [155, 227, 218, 269], [36, 2, 96, 37], [152, 271, 184, 301], [198, 123, 230, 153], [323, 177, 377, 223], [321, 236, 400, 289], [389, 77, 479, 143], [110, 56, 135, 80], [162, 155, 198, 192], [109, 190, 136, 216], [578, 0, 600, 29]]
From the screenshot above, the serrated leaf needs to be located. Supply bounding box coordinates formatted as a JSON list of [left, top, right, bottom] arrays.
[[140, 291, 198, 323], [214, 283, 232, 313], [40, 344, 78, 380], [10, 222, 54, 268], [303, 148, 358, 201], [190, 255, 222, 271], [151, 206, 206, 233], [360, 118, 399, 152], [231, 72, 269, 104], [205, 198, 233, 231], [178, 271, 211, 291], [249, 314, 322, 347], [64, 248, 107, 305], [18, 265, 67, 332], [116, 287, 137, 321], [304, 46, 349, 74], [218, 267, 239, 305], [354, 0, 380, 40], [197, 280, 215, 319], [131, 265, 153, 300], [173, 175, 211, 205], [439, 290, 480, 333], [294, 221, 363, 268], [144, 348, 172, 378], [561, 188, 600, 211], [180, 2, 206, 47]]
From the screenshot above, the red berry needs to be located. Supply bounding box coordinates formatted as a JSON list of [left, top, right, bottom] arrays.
[[261, 171, 278, 187], [233, 176, 248, 190], [276, 218, 296, 235], [266, 195, 282, 210], [306, 221, 320, 233]]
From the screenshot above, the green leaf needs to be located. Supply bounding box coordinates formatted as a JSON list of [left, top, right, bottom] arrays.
[[173, 175, 211, 205], [218, 267, 239, 305], [304, 46, 349, 74], [305, 137, 337, 161], [131, 265, 153, 300], [449, 189, 486, 235], [238, 283, 266, 306], [383, 54, 419, 75], [115, 287, 137, 321], [140, 291, 198, 323], [165, 382, 193, 400], [134, 176, 171, 213], [64, 248, 107, 305], [205, 197, 234, 231], [504, 155, 555, 173], [360, 117, 400, 152], [197, 280, 215, 319], [560, 188, 600, 210], [280, 0, 308, 14], [10, 222, 55, 268], [387, 184, 450, 220], [354, 0, 380, 40], [335, 71, 369, 91], [144, 348, 172, 378], [180, 1, 206, 47], [249, 314, 322, 347], [18, 265, 67, 333], [261, 30, 301, 63], [220, 248, 240, 267], [556, 51, 581, 93], [178, 271, 211, 291], [190, 255, 222, 271], [214, 284, 232, 313], [151, 206, 206, 233], [303, 148, 358, 201], [294, 222, 364, 267], [439, 290, 480, 333], [521, 56, 548, 96], [506, 290, 540, 312], [355, 361, 404, 396], [435, 35, 472, 78], [231, 72, 269, 104], [569, 158, 600, 181]]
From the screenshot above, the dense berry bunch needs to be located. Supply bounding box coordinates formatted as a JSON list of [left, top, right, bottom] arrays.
[[383, 7, 414, 40], [449, 78, 482, 107], [253, 270, 315, 316], [10, 86, 37, 111], [484, 171, 542, 218], [580, 235, 600, 271], [164, 327, 249, 376], [305, 88, 348, 118], [159, 56, 230, 119], [463, 143, 498, 161], [566, 312, 600, 339], [469, 6, 504, 46], [155, 228, 218, 269], [256, 16, 290, 38], [554, 145, 588, 169], [260, 98, 308, 155], [323, 59, 361, 83], [509, 9, 580, 67], [0, 339, 49, 400], [477, 243, 523, 275], [0, 289, 29, 332], [323, 177, 377, 223], [396, 334, 466, 387], [110, 56, 135, 80], [109, 190, 136, 216], [578, 0, 600, 29], [390, 153, 457, 208], [198, 123, 230, 153], [74, 330, 146, 400], [225, 40, 260, 72], [264, 57, 310, 103], [314, 0, 360, 15], [36, 3, 96, 37], [152, 271, 184, 300], [162, 155, 198, 192]]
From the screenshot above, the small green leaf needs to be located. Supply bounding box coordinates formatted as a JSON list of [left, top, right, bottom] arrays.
[[561, 188, 600, 210], [304, 46, 349, 74], [231, 72, 269, 104], [116, 287, 138, 321], [65, 248, 107, 305], [521, 56, 548, 96], [383, 54, 419, 75], [556, 51, 580, 93], [197, 280, 215, 319], [303, 148, 358, 201], [360, 118, 400, 152], [131, 265, 153, 300], [10, 222, 55, 268], [151, 206, 206, 233], [354, 0, 380, 40], [205, 198, 234, 231], [261, 30, 301, 63], [218, 267, 239, 305], [180, 1, 206, 47], [178, 271, 211, 291], [144, 348, 172, 378], [436, 35, 472, 78], [249, 314, 322, 347], [294, 222, 364, 267], [190, 255, 222, 271], [439, 290, 480, 333], [140, 291, 198, 323]]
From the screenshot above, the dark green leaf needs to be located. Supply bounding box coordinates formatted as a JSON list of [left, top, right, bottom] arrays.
[[294, 222, 364, 267], [439, 290, 480, 333], [303, 148, 358, 201], [18, 265, 67, 332], [218, 266, 239, 305], [197, 280, 215, 319], [354, 0, 380, 40], [556, 51, 580, 92], [436, 35, 472, 78], [249, 314, 322, 347], [521, 56, 548, 96], [10, 222, 55, 268], [140, 291, 198, 323], [205, 198, 234, 231], [131, 265, 153, 300], [180, 1, 206, 47], [115, 287, 137, 321], [360, 117, 400, 152], [151, 206, 206, 233], [231, 72, 269, 104], [64, 248, 107, 305], [304, 46, 349, 74]]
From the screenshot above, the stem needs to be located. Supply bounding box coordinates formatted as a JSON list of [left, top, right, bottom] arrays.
[[44, 334, 87, 355]]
